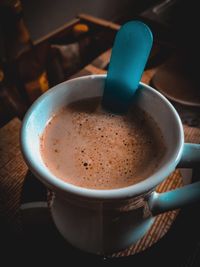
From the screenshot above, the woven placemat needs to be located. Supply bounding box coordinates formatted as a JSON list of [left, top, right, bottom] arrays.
[[0, 118, 27, 232]]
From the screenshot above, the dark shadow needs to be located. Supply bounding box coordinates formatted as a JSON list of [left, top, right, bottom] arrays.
[[21, 170, 47, 204]]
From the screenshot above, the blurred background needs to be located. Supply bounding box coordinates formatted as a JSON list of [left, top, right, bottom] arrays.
[[1, 0, 199, 128], [1, 1, 200, 265]]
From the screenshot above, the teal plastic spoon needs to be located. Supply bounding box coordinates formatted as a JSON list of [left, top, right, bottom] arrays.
[[102, 21, 153, 113]]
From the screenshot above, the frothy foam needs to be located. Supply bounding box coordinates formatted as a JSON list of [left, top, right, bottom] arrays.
[[40, 97, 166, 189]]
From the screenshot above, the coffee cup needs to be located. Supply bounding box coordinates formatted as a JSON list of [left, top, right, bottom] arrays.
[[21, 75, 200, 254]]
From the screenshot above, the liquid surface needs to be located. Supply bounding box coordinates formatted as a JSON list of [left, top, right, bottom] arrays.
[[40, 97, 166, 189]]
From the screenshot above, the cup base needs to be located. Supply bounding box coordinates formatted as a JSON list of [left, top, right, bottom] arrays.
[[50, 194, 155, 255]]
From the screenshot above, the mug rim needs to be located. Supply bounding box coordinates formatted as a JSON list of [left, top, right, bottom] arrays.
[[20, 74, 184, 200]]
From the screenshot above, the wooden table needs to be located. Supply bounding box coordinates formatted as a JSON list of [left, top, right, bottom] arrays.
[[1, 49, 200, 266]]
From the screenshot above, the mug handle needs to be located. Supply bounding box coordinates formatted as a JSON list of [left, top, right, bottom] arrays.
[[148, 143, 200, 215]]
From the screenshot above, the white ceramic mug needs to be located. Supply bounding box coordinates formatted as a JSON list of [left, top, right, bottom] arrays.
[[21, 75, 200, 254]]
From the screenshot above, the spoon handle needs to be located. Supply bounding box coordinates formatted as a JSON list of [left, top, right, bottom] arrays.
[[102, 21, 153, 113]]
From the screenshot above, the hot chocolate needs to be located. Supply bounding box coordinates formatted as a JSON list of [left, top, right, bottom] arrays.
[[40, 97, 166, 189]]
